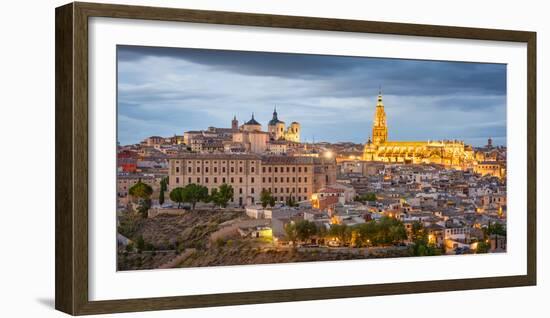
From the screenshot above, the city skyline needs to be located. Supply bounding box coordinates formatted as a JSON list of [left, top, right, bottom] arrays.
[[117, 45, 507, 147]]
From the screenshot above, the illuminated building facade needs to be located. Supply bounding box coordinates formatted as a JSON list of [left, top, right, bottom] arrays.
[[363, 91, 476, 169], [267, 107, 301, 142]]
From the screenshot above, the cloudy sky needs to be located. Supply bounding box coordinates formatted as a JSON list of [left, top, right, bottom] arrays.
[[117, 45, 506, 146]]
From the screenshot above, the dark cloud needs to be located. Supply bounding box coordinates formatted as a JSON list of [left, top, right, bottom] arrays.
[[118, 45, 506, 97], [117, 45, 506, 146]]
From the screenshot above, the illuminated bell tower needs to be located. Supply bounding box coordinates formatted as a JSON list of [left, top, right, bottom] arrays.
[[372, 90, 388, 145]]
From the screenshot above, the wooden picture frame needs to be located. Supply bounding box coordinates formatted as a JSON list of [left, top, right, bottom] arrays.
[[55, 2, 536, 315]]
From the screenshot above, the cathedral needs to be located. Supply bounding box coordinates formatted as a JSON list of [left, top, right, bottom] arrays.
[[363, 91, 476, 169]]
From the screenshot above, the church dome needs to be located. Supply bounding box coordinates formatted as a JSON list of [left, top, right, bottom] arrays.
[[268, 107, 284, 126], [245, 113, 261, 126]]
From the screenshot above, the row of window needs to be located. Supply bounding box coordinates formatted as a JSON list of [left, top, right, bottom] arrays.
[[173, 163, 309, 174], [174, 175, 309, 185], [172, 177, 309, 195], [227, 196, 307, 205], [262, 176, 307, 183], [262, 166, 308, 173], [263, 187, 308, 194]]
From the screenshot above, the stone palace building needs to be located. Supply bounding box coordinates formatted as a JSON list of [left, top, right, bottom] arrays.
[[168, 153, 336, 206]]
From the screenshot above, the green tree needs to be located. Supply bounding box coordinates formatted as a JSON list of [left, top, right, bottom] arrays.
[[295, 220, 317, 243], [409, 221, 440, 256], [260, 189, 274, 208], [128, 180, 153, 201], [329, 224, 350, 245], [284, 222, 298, 246], [128, 180, 153, 218], [159, 187, 165, 206], [476, 241, 490, 254], [182, 183, 209, 209], [160, 177, 168, 192], [485, 222, 506, 237], [136, 199, 151, 218], [286, 196, 299, 207], [356, 221, 378, 246], [169, 187, 186, 208], [355, 192, 377, 203], [136, 235, 145, 252], [212, 184, 234, 208]]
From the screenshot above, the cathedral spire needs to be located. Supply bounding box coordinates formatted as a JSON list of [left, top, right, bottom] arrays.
[[377, 85, 384, 106], [372, 89, 387, 145]]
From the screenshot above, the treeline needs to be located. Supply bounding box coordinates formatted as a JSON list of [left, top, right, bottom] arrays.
[[284, 216, 408, 247], [169, 183, 234, 209], [128, 181, 235, 218], [284, 217, 444, 257]]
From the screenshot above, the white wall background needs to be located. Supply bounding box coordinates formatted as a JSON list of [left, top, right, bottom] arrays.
[[0, 0, 547, 317]]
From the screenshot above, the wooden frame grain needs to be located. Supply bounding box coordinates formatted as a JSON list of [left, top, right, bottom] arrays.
[[55, 2, 537, 315]]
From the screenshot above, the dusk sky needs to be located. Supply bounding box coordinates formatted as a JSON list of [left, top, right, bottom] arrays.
[[117, 45, 506, 147]]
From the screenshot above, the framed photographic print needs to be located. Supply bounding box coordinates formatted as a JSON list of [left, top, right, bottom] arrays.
[[55, 2, 536, 315]]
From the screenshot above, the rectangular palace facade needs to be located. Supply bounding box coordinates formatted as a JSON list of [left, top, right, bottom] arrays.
[[168, 153, 336, 206]]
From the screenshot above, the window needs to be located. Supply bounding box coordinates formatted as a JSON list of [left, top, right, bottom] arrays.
[[188, 167, 192, 173], [268, 167, 272, 173], [304, 167, 308, 173], [262, 167, 266, 173], [268, 177, 272, 183], [214, 167, 217, 173], [188, 177, 191, 183], [222, 167, 226, 173], [231, 177, 234, 183], [239, 177, 243, 183], [196, 177, 200, 183], [251, 177, 255, 183], [262, 177, 266, 183], [251, 188, 255, 194], [298, 167, 302, 173], [176, 177, 179, 183], [275, 167, 278, 173], [274, 188, 278, 193], [197, 167, 201, 173], [280, 188, 284, 193], [231, 167, 234, 173], [298, 187, 301, 193], [239, 167, 243, 173], [205, 167, 209, 173], [205, 177, 209, 183], [298, 177, 302, 182], [175, 167, 180, 173], [292, 167, 295, 172], [304, 187, 307, 193], [275, 177, 278, 183], [214, 177, 217, 183], [251, 167, 255, 173], [239, 188, 243, 194], [222, 177, 226, 183], [286, 167, 290, 173], [304, 177, 308, 182], [286, 177, 290, 182], [292, 177, 295, 182]]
